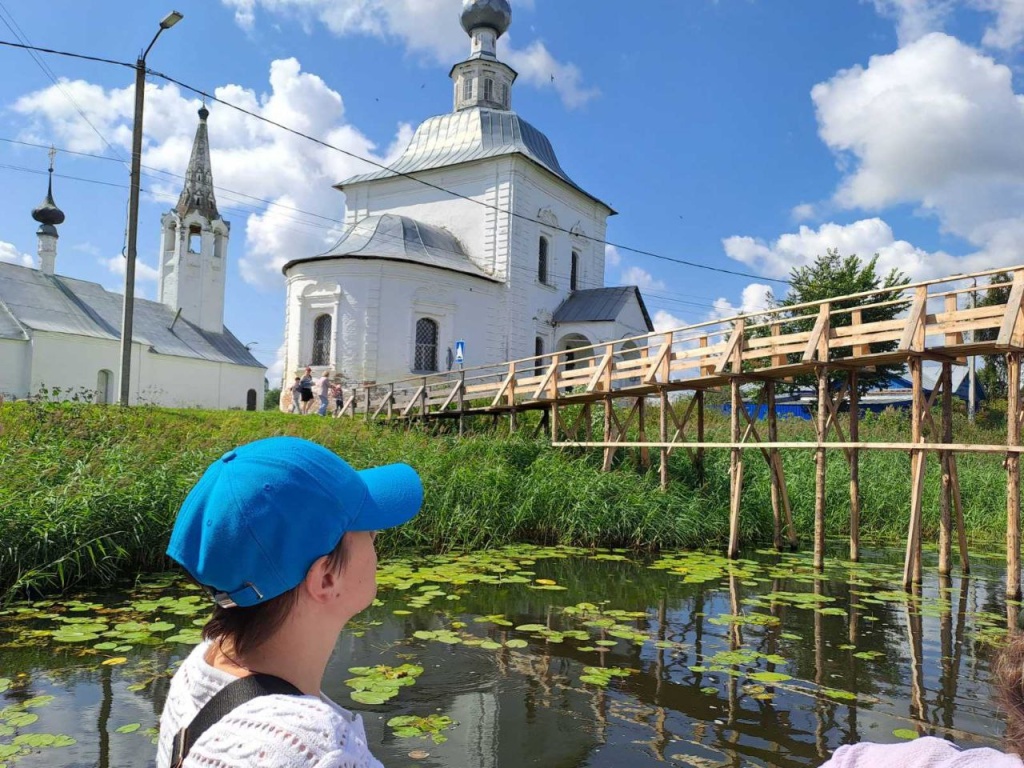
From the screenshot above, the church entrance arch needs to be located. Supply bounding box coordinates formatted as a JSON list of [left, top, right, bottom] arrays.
[[555, 333, 594, 372], [246, 389, 257, 411]]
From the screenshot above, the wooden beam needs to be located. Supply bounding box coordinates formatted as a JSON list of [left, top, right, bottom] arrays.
[[439, 380, 463, 411], [588, 347, 615, 392], [643, 337, 672, 385], [1008, 351, 1021, 600], [715, 319, 746, 374], [401, 385, 425, 417], [659, 388, 669, 491], [767, 382, 782, 550], [851, 309, 871, 358], [903, 357, 925, 589], [814, 366, 828, 571], [939, 362, 953, 577], [897, 286, 928, 352], [997, 272, 1024, 347], [490, 368, 516, 408], [728, 378, 744, 559], [802, 304, 831, 363], [944, 295, 963, 347], [849, 371, 860, 562]]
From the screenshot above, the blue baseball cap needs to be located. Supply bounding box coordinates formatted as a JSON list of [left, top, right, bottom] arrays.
[[167, 436, 423, 608]]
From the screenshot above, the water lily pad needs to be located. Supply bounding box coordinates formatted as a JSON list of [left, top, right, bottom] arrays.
[[115, 723, 141, 734], [747, 671, 792, 684], [504, 639, 528, 649], [893, 729, 919, 740]]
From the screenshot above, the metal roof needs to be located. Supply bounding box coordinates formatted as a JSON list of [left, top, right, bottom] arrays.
[[337, 108, 614, 212], [552, 286, 654, 331], [0, 262, 263, 368], [283, 213, 500, 282]]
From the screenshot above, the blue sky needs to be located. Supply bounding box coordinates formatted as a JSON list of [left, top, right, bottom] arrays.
[[1, 0, 1022, 382]]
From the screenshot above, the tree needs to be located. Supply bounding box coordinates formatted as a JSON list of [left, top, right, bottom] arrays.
[[770, 249, 910, 393], [264, 388, 282, 411], [976, 272, 1011, 399]]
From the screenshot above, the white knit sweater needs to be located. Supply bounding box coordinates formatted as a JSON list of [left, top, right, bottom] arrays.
[[156, 641, 383, 768]]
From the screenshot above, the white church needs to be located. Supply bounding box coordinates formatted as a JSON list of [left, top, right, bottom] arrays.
[[281, 0, 653, 389], [0, 110, 266, 408]]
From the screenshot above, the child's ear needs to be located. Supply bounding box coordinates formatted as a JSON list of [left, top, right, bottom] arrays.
[[303, 556, 338, 603]]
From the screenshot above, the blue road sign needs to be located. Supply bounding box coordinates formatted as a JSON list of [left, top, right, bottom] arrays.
[[455, 339, 465, 364]]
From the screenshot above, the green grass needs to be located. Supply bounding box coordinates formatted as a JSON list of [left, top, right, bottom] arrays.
[[0, 399, 1013, 601]]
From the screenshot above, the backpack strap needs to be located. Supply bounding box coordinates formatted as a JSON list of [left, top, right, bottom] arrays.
[[170, 674, 303, 768]]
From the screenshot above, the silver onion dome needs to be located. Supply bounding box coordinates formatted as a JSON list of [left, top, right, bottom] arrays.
[[460, 0, 511, 37], [31, 175, 65, 228]]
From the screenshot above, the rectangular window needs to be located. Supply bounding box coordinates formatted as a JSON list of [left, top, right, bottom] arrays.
[[483, 79, 494, 102], [463, 78, 473, 101], [570, 251, 579, 291]]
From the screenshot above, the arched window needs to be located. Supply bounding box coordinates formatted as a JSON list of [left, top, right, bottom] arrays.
[[538, 237, 549, 284], [414, 318, 439, 372], [570, 251, 579, 291], [463, 78, 473, 101], [534, 337, 544, 376], [483, 78, 494, 102], [312, 313, 332, 366], [500, 82, 508, 107]]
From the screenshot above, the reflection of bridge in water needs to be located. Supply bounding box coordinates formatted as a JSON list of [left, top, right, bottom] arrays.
[[339, 265, 1024, 597]]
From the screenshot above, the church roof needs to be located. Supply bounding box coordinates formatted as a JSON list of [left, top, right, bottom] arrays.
[[337, 108, 614, 212], [0, 262, 262, 368], [552, 286, 654, 331], [283, 213, 500, 282], [176, 107, 220, 220]]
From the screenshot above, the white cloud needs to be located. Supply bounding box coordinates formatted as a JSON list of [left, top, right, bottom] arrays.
[[871, 0, 953, 44], [722, 218, 971, 281], [808, 33, 1024, 273], [104, 254, 159, 283], [219, 0, 595, 109], [604, 244, 621, 268], [13, 58, 401, 289], [791, 203, 817, 222], [620, 265, 665, 292], [652, 309, 687, 333], [707, 283, 775, 322], [0, 241, 33, 268], [872, 0, 1024, 51]]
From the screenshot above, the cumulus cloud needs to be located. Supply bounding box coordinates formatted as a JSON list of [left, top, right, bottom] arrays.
[[872, 0, 1024, 51], [652, 309, 687, 333], [620, 265, 665, 292], [791, 203, 817, 222], [707, 283, 775, 322], [104, 254, 159, 283], [722, 218, 972, 281], [0, 241, 33, 268], [219, 0, 596, 108], [13, 58, 402, 288], [604, 244, 622, 268], [806, 33, 1024, 273]]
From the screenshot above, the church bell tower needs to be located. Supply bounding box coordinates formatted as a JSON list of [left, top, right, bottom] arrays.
[[158, 106, 230, 334]]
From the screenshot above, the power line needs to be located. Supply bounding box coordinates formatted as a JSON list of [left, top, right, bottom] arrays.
[[0, 37, 789, 286]]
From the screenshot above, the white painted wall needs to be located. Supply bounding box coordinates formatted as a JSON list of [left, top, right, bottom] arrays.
[[1, 330, 263, 409], [284, 259, 502, 386]]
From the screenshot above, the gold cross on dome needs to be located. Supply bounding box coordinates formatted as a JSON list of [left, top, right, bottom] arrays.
[[48, 145, 56, 173]]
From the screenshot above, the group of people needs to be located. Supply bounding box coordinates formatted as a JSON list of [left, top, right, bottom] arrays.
[[290, 366, 345, 417]]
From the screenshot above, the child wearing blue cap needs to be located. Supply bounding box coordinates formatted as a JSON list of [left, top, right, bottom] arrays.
[[156, 436, 423, 768]]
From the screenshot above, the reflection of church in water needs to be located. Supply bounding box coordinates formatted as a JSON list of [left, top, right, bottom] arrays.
[[280, 0, 652, 387]]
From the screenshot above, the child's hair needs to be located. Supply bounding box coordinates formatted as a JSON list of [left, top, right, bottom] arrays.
[[995, 632, 1024, 755], [201, 534, 348, 657]]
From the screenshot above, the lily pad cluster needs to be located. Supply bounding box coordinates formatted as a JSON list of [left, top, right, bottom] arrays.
[[345, 664, 424, 705], [387, 714, 457, 744]]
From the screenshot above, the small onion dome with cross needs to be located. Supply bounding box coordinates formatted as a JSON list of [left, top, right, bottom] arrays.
[[32, 151, 65, 232], [460, 0, 511, 37]]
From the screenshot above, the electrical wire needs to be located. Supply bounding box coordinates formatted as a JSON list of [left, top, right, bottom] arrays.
[[0, 37, 790, 286]]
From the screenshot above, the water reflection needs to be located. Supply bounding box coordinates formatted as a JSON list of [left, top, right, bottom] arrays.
[[0, 546, 1015, 768]]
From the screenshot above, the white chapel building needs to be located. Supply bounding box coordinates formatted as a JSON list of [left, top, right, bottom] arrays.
[[0, 109, 265, 408], [280, 0, 653, 388]]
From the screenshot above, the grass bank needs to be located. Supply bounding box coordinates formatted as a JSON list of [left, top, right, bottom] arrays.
[[0, 400, 1012, 600]]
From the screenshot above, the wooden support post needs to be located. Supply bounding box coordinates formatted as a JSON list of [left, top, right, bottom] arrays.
[[939, 362, 953, 576], [815, 366, 828, 571], [584, 403, 593, 443], [603, 396, 613, 472], [1008, 352, 1022, 599], [849, 371, 860, 562], [638, 396, 650, 468], [950, 457, 970, 574], [551, 402, 560, 443], [767, 381, 782, 551], [348, 387, 356, 418], [696, 390, 706, 483], [364, 386, 371, 422], [659, 388, 669, 491], [903, 357, 926, 589], [457, 372, 465, 437], [420, 377, 428, 424], [728, 378, 744, 559], [387, 383, 395, 422]]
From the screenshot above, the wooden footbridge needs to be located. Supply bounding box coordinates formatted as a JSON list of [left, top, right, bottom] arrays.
[[331, 265, 1024, 598]]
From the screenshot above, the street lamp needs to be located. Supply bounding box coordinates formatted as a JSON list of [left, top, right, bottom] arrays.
[[118, 10, 183, 406]]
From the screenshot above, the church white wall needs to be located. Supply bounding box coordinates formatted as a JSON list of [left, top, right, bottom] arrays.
[[283, 259, 503, 390], [341, 160, 513, 281], [6, 330, 261, 409], [0, 338, 30, 398], [615, 299, 653, 339]]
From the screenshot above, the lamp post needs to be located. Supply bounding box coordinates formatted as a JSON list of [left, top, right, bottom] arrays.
[[118, 10, 183, 406]]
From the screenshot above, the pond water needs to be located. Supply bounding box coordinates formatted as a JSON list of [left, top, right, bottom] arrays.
[[0, 544, 1016, 768]]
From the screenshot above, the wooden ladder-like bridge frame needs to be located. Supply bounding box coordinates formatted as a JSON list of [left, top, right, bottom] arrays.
[[330, 265, 1024, 598]]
